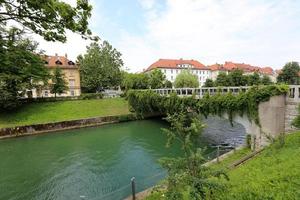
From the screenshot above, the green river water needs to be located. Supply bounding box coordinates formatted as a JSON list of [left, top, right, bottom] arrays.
[[0, 118, 245, 200]]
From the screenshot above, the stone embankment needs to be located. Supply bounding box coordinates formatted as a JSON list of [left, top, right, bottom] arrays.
[[0, 113, 161, 139]]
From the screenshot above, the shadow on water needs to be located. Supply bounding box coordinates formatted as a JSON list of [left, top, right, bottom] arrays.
[[0, 117, 246, 200]]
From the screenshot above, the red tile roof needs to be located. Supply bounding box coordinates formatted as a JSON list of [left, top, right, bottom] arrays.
[[259, 67, 273, 75], [42, 54, 77, 69], [209, 63, 227, 71], [146, 59, 208, 71], [219, 61, 275, 75]]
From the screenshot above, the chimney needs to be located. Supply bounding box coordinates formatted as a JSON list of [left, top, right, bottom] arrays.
[[55, 53, 58, 56], [65, 53, 68, 58]]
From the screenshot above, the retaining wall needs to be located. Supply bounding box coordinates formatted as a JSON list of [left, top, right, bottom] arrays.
[[0, 114, 161, 139]]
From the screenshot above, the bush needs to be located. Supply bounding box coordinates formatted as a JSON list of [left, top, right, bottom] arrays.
[[80, 93, 103, 100], [127, 84, 289, 125]]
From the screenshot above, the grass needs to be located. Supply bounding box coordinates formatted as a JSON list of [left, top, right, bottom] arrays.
[[146, 132, 300, 200], [0, 98, 130, 128]]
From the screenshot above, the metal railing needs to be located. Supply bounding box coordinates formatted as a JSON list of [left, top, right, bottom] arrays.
[[152, 85, 300, 102], [152, 86, 250, 98]]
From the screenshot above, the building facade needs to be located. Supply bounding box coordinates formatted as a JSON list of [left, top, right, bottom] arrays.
[[146, 59, 278, 87], [30, 54, 81, 98], [209, 61, 278, 82], [145, 59, 211, 86]]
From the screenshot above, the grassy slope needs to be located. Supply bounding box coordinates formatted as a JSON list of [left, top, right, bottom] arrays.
[[0, 98, 130, 128], [216, 132, 300, 200], [146, 132, 300, 200]]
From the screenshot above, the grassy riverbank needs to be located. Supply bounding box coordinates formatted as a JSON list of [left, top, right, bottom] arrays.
[[0, 98, 130, 128], [146, 131, 300, 200]]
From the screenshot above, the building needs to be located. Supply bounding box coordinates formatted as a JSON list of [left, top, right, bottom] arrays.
[[145, 59, 211, 86], [208, 61, 277, 82], [30, 54, 81, 98]]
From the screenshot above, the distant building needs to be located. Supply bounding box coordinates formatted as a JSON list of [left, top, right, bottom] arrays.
[[29, 54, 81, 98], [208, 61, 278, 82], [145, 59, 211, 86]]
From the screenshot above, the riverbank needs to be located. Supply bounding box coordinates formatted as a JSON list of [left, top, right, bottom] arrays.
[[145, 131, 300, 199], [0, 98, 130, 128]]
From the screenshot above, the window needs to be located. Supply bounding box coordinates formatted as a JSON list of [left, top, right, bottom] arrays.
[[171, 76, 173, 80], [171, 70, 173, 74], [70, 90, 75, 96], [55, 60, 62, 65], [176, 70, 178, 74], [164, 69, 166, 73], [69, 79, 75, 87], [44, 91, 49, 97], [68, 61, 75, 65]]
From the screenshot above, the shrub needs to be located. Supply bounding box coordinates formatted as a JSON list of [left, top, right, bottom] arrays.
[[80, 93, 103, 100]]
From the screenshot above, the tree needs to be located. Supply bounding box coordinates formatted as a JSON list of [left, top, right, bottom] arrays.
[[164, 80, 173, 88], [160, 111, 228, 199], [0, 0, 96, 42], [121, 72, 149, 90], [50, 67, 68, 97], [228, 69, 247, 86], [0, 28, 49, 110], [261, 75, 272, 85], [148, 69, 166, 89], [204, 78, 215, 87], [79, 41, 123, 92], [215, 72, 229, 86], [277, 62, 300, 84], [174, 70, 199, 88], [247, 72, 261, 86]]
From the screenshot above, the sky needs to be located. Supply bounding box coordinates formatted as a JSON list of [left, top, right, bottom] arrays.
[[35, 0, 300, 72]]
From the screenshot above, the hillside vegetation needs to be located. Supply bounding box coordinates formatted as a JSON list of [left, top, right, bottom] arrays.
[[146, 131, 300, 200]]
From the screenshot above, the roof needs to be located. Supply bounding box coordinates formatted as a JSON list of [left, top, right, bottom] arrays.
[[223, 61, 257, 72], [146, 59, 208, 71], [42, 54, 77, 69], [209, 63, 227, 71], [209, 61, 276, 75], [259, 67, 274, 75]]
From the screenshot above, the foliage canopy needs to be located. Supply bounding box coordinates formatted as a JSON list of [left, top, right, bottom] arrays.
[[174, 70, 199, 88], [78, 41, 123, 92]]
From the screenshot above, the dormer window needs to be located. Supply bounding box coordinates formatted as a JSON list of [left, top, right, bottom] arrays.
[[44, 60, 49, 64], [55, 60, 62, 65], [68, 61, 75, 65]]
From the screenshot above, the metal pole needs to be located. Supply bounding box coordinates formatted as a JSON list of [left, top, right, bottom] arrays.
[[131, 177, 136, 200], [217, 145, 220, 163], [233, 139, 236, 152]]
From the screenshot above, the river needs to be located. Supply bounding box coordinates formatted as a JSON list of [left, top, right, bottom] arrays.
[[0, 117, 245, 200]]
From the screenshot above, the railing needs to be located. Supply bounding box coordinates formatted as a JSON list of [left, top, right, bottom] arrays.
[[152, 86, 250, 98], [287, 85, 300, 102], [153, 86, 300, 102]]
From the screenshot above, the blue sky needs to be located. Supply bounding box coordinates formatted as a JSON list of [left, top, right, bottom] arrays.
[[37, 0, 300, 72]]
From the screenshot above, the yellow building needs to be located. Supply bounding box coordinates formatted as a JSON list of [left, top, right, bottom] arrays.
[[31, 54, 81, 98]]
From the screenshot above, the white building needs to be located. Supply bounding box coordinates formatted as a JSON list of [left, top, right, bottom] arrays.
[[145, 59, 211, 87], [145, 59, 278, 87]]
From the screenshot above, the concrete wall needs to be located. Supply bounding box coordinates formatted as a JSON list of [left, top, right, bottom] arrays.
[[259, 95, 286, 138], [223, 95, 286, 148]]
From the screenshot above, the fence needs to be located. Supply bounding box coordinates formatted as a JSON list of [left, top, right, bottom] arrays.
[[152, 86, 250, 99]]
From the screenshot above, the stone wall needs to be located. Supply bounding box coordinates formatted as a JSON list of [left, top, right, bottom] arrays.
[[0, 114, 152, 139]]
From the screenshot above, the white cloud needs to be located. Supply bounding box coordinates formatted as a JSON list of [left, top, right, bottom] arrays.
[[33, 31, 91, 61], [117, 0, 300, 72], [34, 0, 300, 72]]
